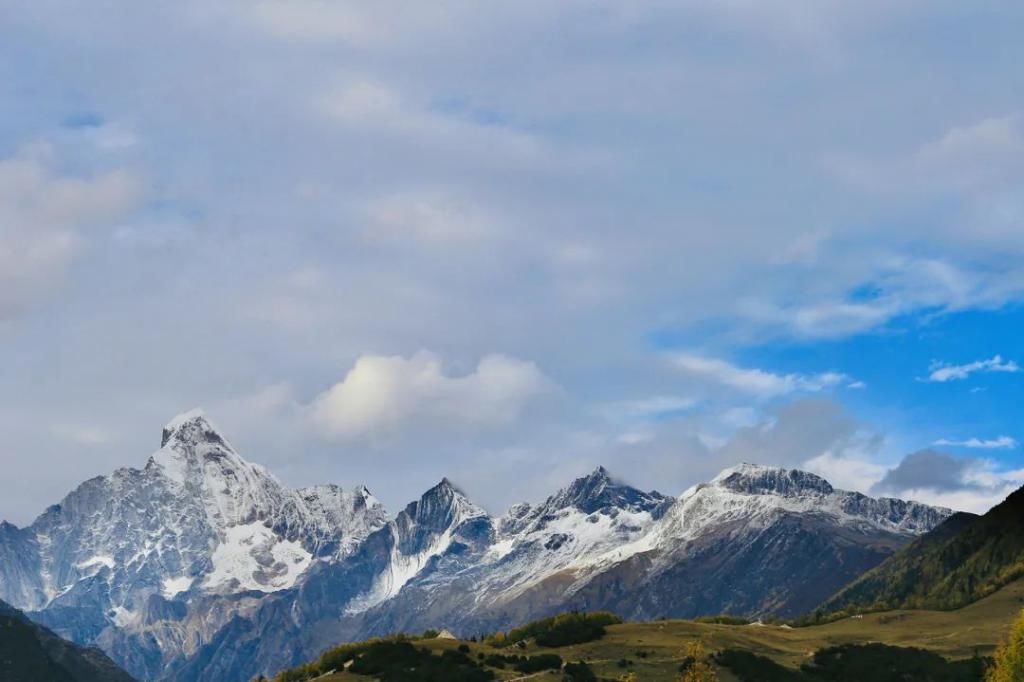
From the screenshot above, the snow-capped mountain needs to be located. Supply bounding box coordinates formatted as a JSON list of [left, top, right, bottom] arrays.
[[0, 412, 954, 682], [0, 410, 387, 678]]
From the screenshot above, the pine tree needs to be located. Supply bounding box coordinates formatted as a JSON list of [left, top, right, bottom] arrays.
[[988, 608, 1024, 682]]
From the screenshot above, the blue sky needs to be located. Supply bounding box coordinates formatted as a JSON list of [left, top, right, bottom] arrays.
[[1, 1, 1023, 524]]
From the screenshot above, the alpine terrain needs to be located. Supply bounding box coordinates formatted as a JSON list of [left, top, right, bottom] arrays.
[[0, 411, 954, 681]]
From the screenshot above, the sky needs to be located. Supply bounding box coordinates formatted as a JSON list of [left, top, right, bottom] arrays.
[[1, 1, 1023, 525]]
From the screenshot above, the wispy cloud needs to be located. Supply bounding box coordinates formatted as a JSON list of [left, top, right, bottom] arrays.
[[934, 436, 1018, 450], [925, 355, 1020, 383], [603, 395, 698, 421], [670, 353, 853, 398]]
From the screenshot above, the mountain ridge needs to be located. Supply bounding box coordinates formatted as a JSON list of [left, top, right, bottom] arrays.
[[0, 411, 956, 682]]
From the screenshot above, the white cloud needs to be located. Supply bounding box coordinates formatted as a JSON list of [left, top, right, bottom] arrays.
[[363, 189, 495, 244], [912, 114, 1024, 192], [802, 451, 888, 494], [316, 77, 547, 166], [869, 450, 1024, 513], [309, 351, 553, 441], [925, 355, 1020, 382], [740, 256, 1024, 340], [933, 436, 1018, 450], [0, 150, 141, 318], [670, 353, 851, 398], [603, 395, 698, 421], [893, 485, 1018, 515]]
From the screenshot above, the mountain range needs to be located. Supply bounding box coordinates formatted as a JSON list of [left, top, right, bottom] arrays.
[[0, 410, 955, 681]]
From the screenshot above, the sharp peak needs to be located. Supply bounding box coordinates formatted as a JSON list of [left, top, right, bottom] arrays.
[[570, 465, 618, 487], [159, 408, 232, 450], [427, 477, 468, 498], [405, 477, 488, 523], [164, 407, 210, 430]]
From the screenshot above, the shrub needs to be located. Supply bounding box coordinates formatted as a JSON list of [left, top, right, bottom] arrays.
[[503, 611, 623, 647], [272, 638, 496, 682], [513, 653, 562, 673], [564, 660, 597, 682]]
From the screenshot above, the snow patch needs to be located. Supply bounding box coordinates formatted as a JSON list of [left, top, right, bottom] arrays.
[[161, 576, 193, 599], [76, 555, 115, 571], [163, 408, 207, 433], [204, 522, 313, 593], [151, 447, 188, 485]]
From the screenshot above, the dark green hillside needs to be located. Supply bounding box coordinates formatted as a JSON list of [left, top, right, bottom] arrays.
[[0, 599, 134, 682], [818, 485, 1024, 615]]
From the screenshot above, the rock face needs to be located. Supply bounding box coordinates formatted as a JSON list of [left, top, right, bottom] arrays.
[[0, 416, 954, 682]]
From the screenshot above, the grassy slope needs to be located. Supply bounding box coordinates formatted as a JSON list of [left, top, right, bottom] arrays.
[[313, 579, 1024, 682]]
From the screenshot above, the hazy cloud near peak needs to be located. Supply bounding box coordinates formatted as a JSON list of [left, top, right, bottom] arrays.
[[872, 449, 978, 494], [869, 449, 1024, 513]]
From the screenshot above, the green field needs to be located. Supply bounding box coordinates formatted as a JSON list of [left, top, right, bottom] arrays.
[[305, 579, 1024, 681]]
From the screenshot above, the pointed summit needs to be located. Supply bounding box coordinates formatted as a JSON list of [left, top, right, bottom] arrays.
[[403, 477, 487, 533], [160, 408, 231, 450], [549, 466, 669, 515]]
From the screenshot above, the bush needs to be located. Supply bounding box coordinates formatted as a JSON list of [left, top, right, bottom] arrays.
[[272, 638, 496, 682], [563, 660, 597, 682], [718, 644, 988, 682], [513, 653, 562, 673], [480, 652, 562, 673], [503, 611, 623, 647]]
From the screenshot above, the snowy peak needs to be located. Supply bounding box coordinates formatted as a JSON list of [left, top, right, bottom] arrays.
[[548, 466, 669, 515], [403, 478, 487, 533], [160, 408, 234, 451], [712, 463, 834, 497]]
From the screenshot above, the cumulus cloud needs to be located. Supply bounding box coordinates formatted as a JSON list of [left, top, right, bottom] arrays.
[[309, 351, 553, 441], [925, 355, 1020, 382], [873, 450, 977, 494], [0, 150, 141, 318], [933, 436, 1018, 450], [868, 449, 1024, 513], [670, 353, 853, 398], [802, 451, 888, 494]]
